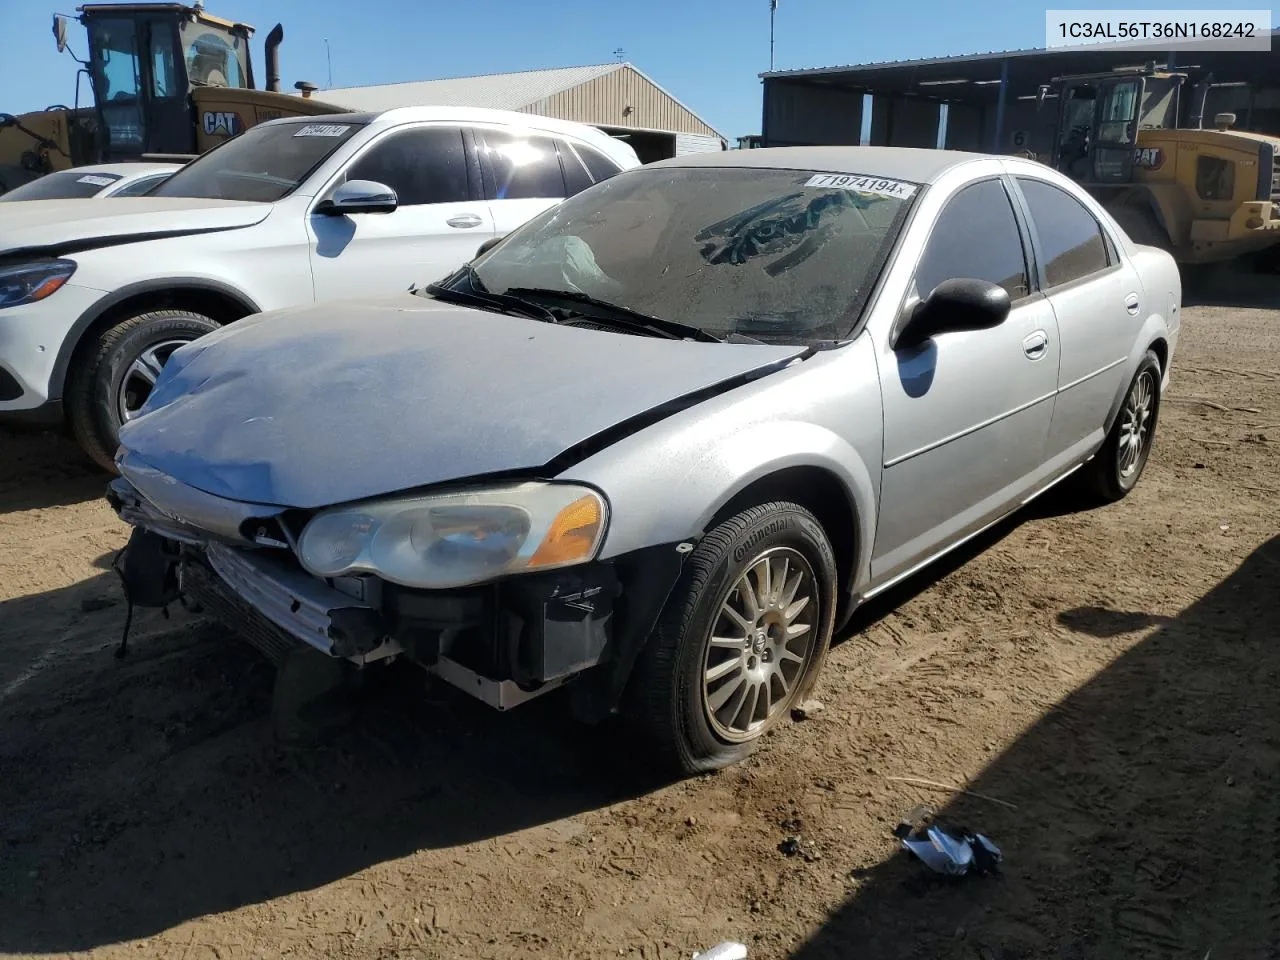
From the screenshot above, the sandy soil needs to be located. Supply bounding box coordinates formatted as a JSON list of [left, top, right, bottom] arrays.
[[1, 298, 1277, 960]]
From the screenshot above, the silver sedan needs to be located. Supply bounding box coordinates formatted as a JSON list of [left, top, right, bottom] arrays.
[[107, 146, 1181, 773]]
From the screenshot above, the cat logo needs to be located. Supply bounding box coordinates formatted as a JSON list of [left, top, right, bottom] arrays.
[[1133, 146, 1165, 171], [201, 110, 243, 137]]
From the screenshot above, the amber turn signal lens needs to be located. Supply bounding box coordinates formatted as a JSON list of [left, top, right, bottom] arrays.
[[30, 274, 70, 302], [528, 494, 604, 568]]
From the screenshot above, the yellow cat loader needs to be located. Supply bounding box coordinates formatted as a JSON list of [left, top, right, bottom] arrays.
[[0, 2, 349, 194], [1037, 66, 1280, 267]]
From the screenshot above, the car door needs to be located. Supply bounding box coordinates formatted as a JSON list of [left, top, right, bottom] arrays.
[[872, 177, 1062, 583], [473, 127, 573, 239], [1013, 176, 1140, 465], [308, 124, 496, 301]]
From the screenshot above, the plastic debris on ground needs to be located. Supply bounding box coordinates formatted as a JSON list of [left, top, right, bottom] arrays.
[[894, 804, 1003, 877], [692, 942, 748, 960]]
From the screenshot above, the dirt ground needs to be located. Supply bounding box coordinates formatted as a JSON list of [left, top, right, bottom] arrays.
[[1, 296, 1277, 960]]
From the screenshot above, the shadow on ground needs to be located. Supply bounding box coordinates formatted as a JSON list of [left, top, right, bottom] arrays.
[[788, 534, 1280, 960], [0, 425, 107, 514], [0, 567, 667, 953]]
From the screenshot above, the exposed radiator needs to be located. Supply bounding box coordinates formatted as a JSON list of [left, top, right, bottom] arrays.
[[181, 562, 302, 665]]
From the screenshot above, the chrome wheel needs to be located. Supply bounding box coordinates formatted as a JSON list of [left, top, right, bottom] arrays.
[[117, 339, 188, 422], [701, 547, 818, 743], [1118, 369, 1155, 479]]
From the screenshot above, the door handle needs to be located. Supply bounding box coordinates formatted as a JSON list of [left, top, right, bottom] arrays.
[[1022, 330, 1049, 360], [446, 214, 484, 229], [1125, 292, 1141, 315]]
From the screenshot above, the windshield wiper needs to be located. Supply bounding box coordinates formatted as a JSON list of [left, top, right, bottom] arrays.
[[502, 287, 723, 343], [425, 268, 556, 323]]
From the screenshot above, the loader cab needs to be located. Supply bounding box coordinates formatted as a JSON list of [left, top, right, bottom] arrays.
[[1049, 69, 1184, 184], [75, 3, 254, 161]]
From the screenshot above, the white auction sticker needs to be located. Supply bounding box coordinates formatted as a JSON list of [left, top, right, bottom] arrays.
[[76, 174, 116, 186], [293, 123, 351, 138], [805, 174, 917, 199]]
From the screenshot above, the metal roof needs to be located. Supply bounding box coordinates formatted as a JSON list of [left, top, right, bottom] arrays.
[[323, 64, 625, 113]]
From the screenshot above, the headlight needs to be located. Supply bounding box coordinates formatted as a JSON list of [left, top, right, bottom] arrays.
[[0, 259, 76, 310], [297, 482, 608, 589]]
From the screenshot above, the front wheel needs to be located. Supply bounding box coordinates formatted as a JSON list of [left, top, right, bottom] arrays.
[[1079, 349, 1162, 503], [67, 309, 220, 472], [629, 502, 837, 774]]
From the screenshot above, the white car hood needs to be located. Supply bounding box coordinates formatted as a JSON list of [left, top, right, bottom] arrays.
[[0, 197, 272, 258]]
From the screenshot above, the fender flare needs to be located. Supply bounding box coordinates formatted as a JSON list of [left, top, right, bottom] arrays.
[[49, 277, 261, 401]]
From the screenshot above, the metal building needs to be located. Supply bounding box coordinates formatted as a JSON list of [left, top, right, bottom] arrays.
[[760, 30, 1280, 156], [324, 63, 726, 162]]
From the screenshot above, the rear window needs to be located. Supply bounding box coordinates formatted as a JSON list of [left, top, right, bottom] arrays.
[[0, 170, 123, 202]]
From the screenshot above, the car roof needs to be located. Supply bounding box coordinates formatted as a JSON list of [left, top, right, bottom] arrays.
[[647, 146, 991, 184], [262, 105, 620, 142]]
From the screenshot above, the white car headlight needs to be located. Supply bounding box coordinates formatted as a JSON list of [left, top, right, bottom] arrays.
[[0, 259, 76, 310], [297, 482, 608, 589]]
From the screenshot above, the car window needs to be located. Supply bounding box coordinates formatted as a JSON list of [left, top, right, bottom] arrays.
[[575, 143, 623, 183], [477, 130, 565, 200], [345, 126, 469, 206], [1017, 178, 1111, 287], [913, 179, 1030, 301], [559, 142, 594, 196], [110, 173, 171, 197], [0, 170, 123, 201], [152, 120, 366, 202]]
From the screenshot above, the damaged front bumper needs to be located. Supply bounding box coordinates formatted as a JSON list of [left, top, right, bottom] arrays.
[[107, 468, 681, 716]]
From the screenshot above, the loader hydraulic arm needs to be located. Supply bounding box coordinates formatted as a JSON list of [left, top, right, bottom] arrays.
[[0, 113, 68, 158]]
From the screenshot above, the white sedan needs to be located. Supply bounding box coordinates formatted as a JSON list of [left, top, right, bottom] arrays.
[[0, 162, 179, 202]]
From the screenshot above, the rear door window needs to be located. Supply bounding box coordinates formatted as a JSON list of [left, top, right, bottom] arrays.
[[558, 141, 594, 196], [1017, 178, 1110, 287], [476, 130, 566, 200]]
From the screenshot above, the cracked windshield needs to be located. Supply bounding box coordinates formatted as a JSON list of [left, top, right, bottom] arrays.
[[0, 0, 1276, 958]]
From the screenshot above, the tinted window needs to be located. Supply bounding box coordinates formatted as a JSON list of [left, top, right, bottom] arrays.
[[559, 142, 594, 196], [0, 170, 122, 201], [1018, 178, 1110, 287], [576, 144, 622, 183], [477, 130, 565, 200], [914, 179, 1029, 300], [152, 120, 365, 202], [346, 126, 468, 206]]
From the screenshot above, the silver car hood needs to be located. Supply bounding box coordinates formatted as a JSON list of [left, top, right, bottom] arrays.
[[118, 296, 806, 508]]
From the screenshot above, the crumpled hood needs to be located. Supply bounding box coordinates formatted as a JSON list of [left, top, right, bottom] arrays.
[[118, 296, 805, 508], [0, 197, 272, 257]]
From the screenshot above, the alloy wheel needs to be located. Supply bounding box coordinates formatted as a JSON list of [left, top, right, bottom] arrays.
[[117, 338, 190, 422], [701, 547, 818, 743], [1118, 369, 1156, 480]]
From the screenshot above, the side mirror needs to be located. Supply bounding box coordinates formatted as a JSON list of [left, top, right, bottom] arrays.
[[895, 278, 1011, 350], [317, 179, 398, 216], [53, 14, 69, 54], [474, 235, 505, 259]]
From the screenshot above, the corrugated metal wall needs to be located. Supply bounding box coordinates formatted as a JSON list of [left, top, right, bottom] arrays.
[[522, 66, 721, 139], [763, 80, 864, 146], [675, 133, 724, 155]]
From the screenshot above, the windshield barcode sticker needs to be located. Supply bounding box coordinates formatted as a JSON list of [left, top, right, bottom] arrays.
[[805, 174, 917, 199], [293, 123, 351, 138], [76, 174, 116, 186]]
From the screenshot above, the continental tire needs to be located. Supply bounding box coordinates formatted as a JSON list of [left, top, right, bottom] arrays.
[[67, 310, 219, 472], [631, 501, 837, 775]]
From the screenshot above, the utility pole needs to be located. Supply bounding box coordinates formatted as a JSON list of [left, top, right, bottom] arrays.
[[769, 0, 777, 72], [324, 38, 333, 87]]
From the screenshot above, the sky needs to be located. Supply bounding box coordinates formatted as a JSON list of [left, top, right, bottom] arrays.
[[0, 0, 1215, 140]]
